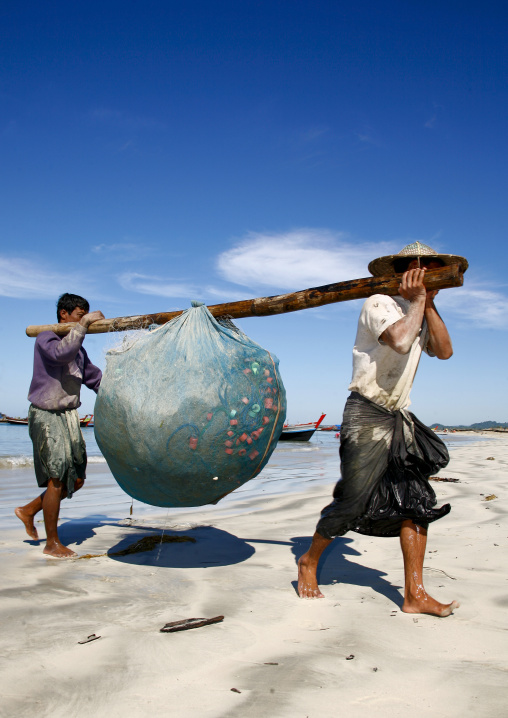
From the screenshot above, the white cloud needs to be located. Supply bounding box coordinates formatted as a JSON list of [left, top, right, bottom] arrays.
[[355, 123, 381, 147], [216, 229, 398, 290], [0, 256, 90, 299], [203, 286, 255, 302], [215, 231, 508, 329], [437, 285, 508, 329], [302, 126, 328, 142], [356, 132, 379, 146], [117, 272, 254, 304], [91, 242, 154, 261], [424, 103, 442, 130], [92, 243, 139, 253], [292, 126, 329, 144], [118, 272, 199, 299]]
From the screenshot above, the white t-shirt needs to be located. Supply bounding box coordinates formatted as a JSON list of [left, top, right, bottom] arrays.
[[348, 294, 433, 411]]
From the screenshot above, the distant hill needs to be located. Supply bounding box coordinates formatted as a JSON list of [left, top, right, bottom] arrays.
[[431, 421, 508, 430]]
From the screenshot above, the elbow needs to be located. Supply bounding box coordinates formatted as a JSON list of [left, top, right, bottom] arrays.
[[437, 348, 453, 360], [391, 340, 413, 355], [431, 340, 453, 360], [380, 326, 414, 355]]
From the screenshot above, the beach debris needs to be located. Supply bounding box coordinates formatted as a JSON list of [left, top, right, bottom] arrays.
[[230, 688, 241, 693], [373, 667, 378, 672], [346, 654, 355, 660], [76, 553, 107, 560], [74, 534, 196, 560], [484, 494, 497, 501], [430, 476, 460, 483], [160, 615, 224, 633], [264, 662, 279, 665], [486, 457, 495, 460], [78, 634, 101, 644], [113, 534, 196, 556]]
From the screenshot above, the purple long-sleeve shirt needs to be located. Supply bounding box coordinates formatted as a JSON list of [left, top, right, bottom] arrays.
[[28, 324, 102, 411]]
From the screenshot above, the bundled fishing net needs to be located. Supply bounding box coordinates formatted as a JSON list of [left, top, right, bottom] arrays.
[[94, 302, 286, 507]]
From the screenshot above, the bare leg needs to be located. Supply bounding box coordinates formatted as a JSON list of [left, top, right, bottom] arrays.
[[297, 532, 333, 598], [15, 495, 43, 540], [15, 477, 84, 543], [42, 477, 76, 558], [400, 520, 459, 616]]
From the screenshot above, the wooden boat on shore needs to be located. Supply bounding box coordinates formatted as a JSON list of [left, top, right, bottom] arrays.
[[278, 413, 326, 442], [1, 414, 94, 427], [317, 424, 341, 432]]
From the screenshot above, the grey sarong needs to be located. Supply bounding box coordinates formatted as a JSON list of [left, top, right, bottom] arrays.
[[316, 392, 450, 539], [28, 405, 87, 497]]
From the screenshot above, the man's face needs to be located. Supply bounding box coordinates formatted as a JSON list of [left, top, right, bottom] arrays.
[[59, 306, 87, 323], [408, 258, 443, 271]]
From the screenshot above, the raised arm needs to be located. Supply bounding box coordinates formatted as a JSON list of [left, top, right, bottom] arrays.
[[380, 268, 427, 354], [380, 268, 452, 359], [38, 310, 105, 365], [424, 292, 453, 359]]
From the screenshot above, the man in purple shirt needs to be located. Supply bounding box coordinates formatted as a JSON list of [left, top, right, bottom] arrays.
[[15, 293, 104, 558]]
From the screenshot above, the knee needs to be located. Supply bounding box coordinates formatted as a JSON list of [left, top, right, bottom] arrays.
[[74, 477, 85, 492], [48, 477, 64, 493]]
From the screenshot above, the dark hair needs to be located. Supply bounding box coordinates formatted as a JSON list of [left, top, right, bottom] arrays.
[[392, 256, 445, 274], [56, 293, 90, 321]]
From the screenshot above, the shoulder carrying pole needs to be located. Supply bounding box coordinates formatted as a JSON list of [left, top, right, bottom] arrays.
[[26, 264, 463, 337]]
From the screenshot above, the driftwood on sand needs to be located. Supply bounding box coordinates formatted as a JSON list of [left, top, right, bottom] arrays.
[[160, 616, 225, 633], [26, 264, 464, 337], [429, 477, 460, 483]]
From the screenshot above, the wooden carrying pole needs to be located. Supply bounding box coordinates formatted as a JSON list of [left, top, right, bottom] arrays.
[[26, 264, 463, 338]]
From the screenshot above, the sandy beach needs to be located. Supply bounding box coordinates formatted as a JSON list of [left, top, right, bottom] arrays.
[[1, 432, 507, 718]]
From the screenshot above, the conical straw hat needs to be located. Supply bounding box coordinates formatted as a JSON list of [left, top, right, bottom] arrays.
[[368, 242, 469, 276]]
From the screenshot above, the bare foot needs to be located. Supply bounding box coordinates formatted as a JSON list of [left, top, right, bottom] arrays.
[[297, 554, 325, 598], [402, 594, 460, 617], [15, 507, 39, 540], [43, 540, 77, 559]]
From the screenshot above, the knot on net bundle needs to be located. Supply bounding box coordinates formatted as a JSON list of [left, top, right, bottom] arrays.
[[94, 303, 287, 507]]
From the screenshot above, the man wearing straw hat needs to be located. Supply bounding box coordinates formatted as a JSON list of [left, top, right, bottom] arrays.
[[298, 242, 468, 616], [15, 294, 104, 558]]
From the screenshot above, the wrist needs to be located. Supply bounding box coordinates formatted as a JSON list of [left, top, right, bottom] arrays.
[[409, 294, 426, 306]]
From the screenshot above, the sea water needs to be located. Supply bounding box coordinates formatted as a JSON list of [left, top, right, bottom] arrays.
[[0, 423, 496, 528], [0, 424, 104, 469], [0, 423, 493, 469]]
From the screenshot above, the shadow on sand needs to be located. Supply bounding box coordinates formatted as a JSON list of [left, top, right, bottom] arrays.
[[108, 525, 256, 568], [57, 517, 402, 604], [58, 515, 256, 569], [289, 535, 403, 607]]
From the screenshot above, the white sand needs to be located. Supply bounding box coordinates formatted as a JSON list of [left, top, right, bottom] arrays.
[[1, 434, 507, 718]]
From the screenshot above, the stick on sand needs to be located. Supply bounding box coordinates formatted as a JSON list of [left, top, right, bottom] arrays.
[[26, 264, 464, 337]]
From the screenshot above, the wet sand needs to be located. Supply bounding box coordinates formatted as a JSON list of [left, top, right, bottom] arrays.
[[1, 434, 507, 717]]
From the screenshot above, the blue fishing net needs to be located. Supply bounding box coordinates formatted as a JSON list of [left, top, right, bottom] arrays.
[[94, 302, 286, 507]]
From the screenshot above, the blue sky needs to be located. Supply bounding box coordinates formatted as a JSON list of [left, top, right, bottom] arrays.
[[1, 1, 507, 425]]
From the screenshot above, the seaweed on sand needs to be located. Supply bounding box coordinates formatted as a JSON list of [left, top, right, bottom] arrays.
[[76, 533, 196, 560]]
